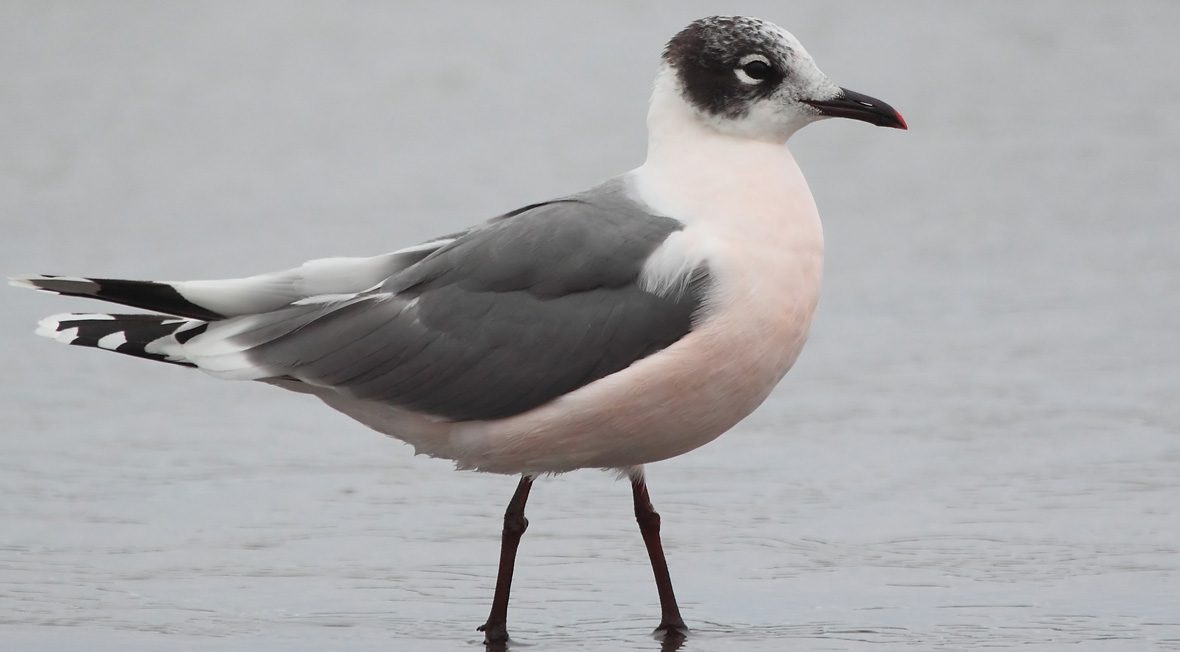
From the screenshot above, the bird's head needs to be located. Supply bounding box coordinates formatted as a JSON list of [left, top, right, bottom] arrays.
[[656, 16, 906, 142]]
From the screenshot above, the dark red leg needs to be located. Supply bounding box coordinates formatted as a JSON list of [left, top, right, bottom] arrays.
[[478, 475, 534, 645], [631, 471, 688, 638]]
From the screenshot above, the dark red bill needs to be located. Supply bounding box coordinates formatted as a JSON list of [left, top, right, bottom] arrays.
[[803, 87, 907, 130]]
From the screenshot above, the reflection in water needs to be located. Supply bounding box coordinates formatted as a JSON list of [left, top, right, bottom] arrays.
[[483, 630, 684, 652], [658, 631, 687, 652]]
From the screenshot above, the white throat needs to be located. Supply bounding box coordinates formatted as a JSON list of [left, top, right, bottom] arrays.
[[632, 66, 822, 239]]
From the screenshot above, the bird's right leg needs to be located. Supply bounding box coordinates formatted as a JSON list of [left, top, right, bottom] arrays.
[[478, 475, 534, 645]]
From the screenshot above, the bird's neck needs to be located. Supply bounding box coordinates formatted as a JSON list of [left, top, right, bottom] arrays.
[[634, 69, 820, 242]]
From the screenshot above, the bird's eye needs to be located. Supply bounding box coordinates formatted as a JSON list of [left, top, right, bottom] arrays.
[[735, 54, 773, 85]]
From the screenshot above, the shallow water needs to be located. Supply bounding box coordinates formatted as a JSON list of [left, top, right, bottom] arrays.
[[2, 2, 1179, 650]]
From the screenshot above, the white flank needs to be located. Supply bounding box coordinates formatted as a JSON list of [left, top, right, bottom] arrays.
[[637, 229, 713, 300]]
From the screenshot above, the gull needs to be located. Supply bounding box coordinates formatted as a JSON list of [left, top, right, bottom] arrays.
[[12, 15, 904, 645]]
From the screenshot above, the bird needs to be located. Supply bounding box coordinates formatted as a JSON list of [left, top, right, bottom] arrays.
[[12, 15, 904, 646]]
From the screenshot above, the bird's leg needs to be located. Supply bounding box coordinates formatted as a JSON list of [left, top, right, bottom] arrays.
[[478, 475, 534, 645], [630, 470, 688, 638]]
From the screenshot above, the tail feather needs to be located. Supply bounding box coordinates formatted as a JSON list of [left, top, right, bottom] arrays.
[[13, 275, 224, 320], [35, 313, 208, 367]]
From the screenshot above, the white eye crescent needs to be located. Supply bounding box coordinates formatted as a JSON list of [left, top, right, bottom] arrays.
[[734, 54, 773, 85]]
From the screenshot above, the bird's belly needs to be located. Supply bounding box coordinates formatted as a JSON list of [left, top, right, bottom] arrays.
[[446, 243, 824, 474]]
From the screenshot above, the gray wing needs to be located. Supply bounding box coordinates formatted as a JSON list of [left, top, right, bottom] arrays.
[[187, 180, 710, 421]]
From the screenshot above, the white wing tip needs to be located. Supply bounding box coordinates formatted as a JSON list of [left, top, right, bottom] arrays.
[[10, 275, 92, 293], [9, 275, 43, 290], [35, 313, 115, 344], [35, 314, 76, 343]]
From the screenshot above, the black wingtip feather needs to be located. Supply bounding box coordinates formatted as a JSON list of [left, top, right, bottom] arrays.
[[20, 276, 224, 321], [44, 313, 200, 368]]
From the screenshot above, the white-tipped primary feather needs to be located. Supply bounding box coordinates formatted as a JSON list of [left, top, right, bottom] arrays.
[[95, 331, 128, 350], [36, 313, 115, 345], [11, 275, 92, 293], [35, 316, 81, 344], [8, 276, 39, 290]]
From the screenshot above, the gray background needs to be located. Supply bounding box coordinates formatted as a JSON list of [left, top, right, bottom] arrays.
[[3, 1, 1178, 650]]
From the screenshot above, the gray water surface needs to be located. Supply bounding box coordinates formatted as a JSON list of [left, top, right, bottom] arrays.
[[3, 2, 1179, 651]]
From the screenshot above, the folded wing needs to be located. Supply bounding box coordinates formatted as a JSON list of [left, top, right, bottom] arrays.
[[184, 187, 710, 421]]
